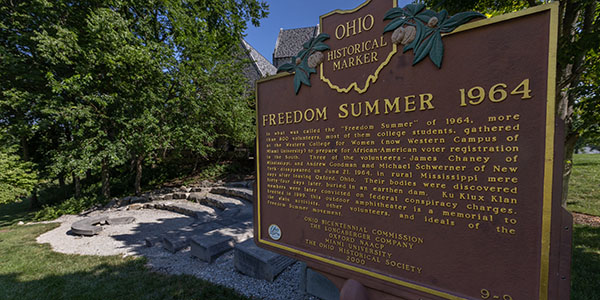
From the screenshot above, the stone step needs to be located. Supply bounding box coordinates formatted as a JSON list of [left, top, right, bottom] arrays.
[[299, 263, 340, 300], [189, 187, 206, 193], [103, 183, 249, 210], [145, 236, 163, 247], [195, 211, 218, 224], [215, 204, 254, 226], [172, 192, 190, 200], [190, 234, 235, 263], [234, 239, 296, 282], [163, 235, 188, 253], [215, 208, 241, 226], [188, 191, 209, 203], [210, 187, 253, 202], [149, 200, 216, 218], [152, 193, 174, 201], [160, 221, 222, 253], [234, 205, 253, 222], [200, 193, 245, 210], [206, 221, 253, 243], [224, 181, 253, 189], [104, 196, 148, 209], [106, 217, 135, 225]]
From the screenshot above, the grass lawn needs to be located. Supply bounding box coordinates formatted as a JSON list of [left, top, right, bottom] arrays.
[[0, 223, 250, 300], [568, 154, 600, 300], [571, 224, 600, 300], [567, 154, 600, 216]]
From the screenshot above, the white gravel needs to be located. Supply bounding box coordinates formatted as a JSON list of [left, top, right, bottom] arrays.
[[35, 209, 312, 300]]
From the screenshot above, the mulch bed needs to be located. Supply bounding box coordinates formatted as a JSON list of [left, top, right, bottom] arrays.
[[572, 212, 600, 227]]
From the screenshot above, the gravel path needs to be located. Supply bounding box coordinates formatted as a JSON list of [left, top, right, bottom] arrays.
[[36, 209, 310, 300]]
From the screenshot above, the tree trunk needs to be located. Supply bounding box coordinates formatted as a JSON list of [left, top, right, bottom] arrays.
[[101, 158, 110, 199], [193, 157, 199, 173], [562, 133, 579, 206], [20, 136, 29, 162], [73, 172, 81, 199], [30, 187, 38, 209], [555, 1, 580, 207], [58, 173, 65, 189], [134, 155, 144, 196]]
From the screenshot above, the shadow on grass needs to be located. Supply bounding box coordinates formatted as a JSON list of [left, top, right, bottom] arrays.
[[571, 225, 600, 300], [0, 223, 249, 300], [0, 198, 37, 228], [0, 260, 248, 300], [573, 161, 600, 167]]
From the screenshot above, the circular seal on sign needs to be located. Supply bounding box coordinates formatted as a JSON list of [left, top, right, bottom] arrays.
[[268, 224, 282, 240]]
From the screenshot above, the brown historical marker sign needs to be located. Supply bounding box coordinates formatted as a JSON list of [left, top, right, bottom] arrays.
[[255, 1, 571, 299]]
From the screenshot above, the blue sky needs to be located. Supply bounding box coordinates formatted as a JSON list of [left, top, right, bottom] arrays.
[[244, 0, 412, 63]]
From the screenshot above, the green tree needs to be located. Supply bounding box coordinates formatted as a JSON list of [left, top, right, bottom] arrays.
[[1, 0, 267, 201], [37, 5, 168, 198], [0, 131, 37, 204], [420, 0, 600, 204], [572, 50, 600, 152], [0, 147, 37, 204]]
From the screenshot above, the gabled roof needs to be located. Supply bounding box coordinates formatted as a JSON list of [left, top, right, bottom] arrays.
[[273, 26, 319, 59], [241, 39, 277, 77]]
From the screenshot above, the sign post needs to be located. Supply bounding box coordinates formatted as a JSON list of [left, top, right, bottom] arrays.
[[255, 1, 571, 299]]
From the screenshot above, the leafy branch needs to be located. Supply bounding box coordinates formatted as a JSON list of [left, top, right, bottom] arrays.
[[277, 33, 330, 94], [384, 4, 485, 68]]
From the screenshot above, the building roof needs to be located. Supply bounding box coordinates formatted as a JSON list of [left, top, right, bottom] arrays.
[[241, 39, 277, 77], [273, 26, 319, 60]]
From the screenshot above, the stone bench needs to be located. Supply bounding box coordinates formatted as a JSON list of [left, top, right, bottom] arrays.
[[200, 193, 245, 210], [71, 215, 135, 236], [107, 216, 136, 225], [160, 222, 222, 253], [190, 234, 235, 263], [234, 239, 296, 282], [71, 216, 108, 236], [210, 187, 253, 202], [299, 263, 340, 300]]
